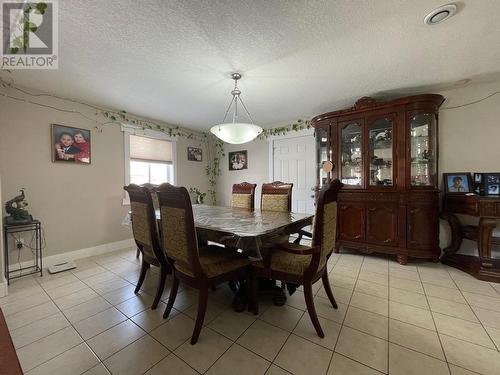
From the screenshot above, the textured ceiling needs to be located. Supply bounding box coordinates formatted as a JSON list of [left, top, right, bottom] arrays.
[[8, 0, 500, 130]]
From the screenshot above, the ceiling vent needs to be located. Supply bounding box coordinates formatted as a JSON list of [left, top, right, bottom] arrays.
[[424, 4, 457, 25]]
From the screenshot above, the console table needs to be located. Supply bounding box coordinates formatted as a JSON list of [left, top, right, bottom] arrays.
[[441, 195, 500, 282]]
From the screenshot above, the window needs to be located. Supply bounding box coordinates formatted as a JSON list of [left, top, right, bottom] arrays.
[[129, 134, 175, 185]]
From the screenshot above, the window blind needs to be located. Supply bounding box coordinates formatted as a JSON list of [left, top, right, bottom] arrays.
[[130, 135, 173, 163]]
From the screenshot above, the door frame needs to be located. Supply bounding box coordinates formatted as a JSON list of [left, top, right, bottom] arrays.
[[267, 128, 315, 182]]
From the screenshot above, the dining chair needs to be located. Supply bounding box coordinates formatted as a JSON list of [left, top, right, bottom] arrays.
[[251, 180, 342, 338], [156, 183, 251, 344], [124, 184, 171, 310], [231, 182, 257, 210], [261, 181, 293, 212]]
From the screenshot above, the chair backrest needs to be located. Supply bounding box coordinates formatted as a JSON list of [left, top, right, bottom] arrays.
[[124, 184, 161, 262], [155, 183, 204, 278], [141, 183, 160, 209], [311, 180, 341, 272], [261, 181, 293, 212], [231, 182, 257, 210]]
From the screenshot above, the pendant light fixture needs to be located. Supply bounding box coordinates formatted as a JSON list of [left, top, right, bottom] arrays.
[[210, 73, 263, 144]]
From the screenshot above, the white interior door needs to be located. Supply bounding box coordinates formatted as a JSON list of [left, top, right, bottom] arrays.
[[272, 135, 316, 214]]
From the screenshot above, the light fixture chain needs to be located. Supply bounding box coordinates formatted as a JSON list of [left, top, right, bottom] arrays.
[[221, 94, 236, 124], [238, 96, 255, 124]]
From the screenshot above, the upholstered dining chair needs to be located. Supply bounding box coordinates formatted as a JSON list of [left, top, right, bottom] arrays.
[[124, 184, 171, 310], [156, 183, 251, 344], [261, 181, 293, 212], [251, 180, 342, 338], [231, 182, 257, 210]]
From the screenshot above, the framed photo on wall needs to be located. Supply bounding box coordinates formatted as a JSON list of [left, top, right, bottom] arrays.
[[51, 124, 91, 164], [443, 173, 472, 194], [187, 147, 202, 162], [228, 150, 248, 171]]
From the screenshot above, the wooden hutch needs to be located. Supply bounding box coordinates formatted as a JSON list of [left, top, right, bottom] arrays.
[[312, 94, 445, 264]]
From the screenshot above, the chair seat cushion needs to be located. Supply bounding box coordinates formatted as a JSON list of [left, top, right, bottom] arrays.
[[254, 243, 312, 276], [175, 245, 250, 278]]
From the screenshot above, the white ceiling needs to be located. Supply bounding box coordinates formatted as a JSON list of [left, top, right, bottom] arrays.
[[8, 0, 500, 130]]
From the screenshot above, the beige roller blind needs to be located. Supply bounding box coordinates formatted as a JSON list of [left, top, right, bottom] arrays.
[[130, 135, 173, 163]]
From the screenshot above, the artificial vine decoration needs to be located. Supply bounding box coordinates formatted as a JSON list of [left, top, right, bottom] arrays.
[[258, 119, 312, 139]]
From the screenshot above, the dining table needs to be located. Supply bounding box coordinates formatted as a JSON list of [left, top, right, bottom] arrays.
[[155, 204, 314, 310]]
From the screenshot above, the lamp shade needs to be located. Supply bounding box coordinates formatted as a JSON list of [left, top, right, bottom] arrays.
[[210, 123, 263, 144]]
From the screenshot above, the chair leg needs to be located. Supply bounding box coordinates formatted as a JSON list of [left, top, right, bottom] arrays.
[[191, 286, 209, 345], [321, 271, 338, 309], [163, 276, 179, 319], [136, 247, 140, 258], [152, 266, 167, 310], [135, 260, 149, 294], [304, 282, 324, 338]]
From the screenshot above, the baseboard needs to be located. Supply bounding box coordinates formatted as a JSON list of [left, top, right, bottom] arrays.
[[0, 282, 7, 298], [8, 238, 134, 272]]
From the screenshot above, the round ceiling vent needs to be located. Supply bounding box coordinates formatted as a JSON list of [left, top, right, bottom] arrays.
[[424, 4, 457, 25]]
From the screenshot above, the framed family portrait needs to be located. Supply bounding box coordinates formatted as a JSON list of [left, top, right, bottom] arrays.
[[443, 173, 472, 194], [229, 150, 248, 171], [187, 147, 202, 162], [51, 124, 91, 164]]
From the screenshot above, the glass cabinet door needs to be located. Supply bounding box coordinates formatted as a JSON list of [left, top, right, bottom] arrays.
[[316, 127, 331, 187], [369, 118, 393, 186], [410, 113, 437, 187], [341, 122, 363, 186]]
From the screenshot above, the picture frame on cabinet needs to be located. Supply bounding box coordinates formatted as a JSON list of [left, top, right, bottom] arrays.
[[443, 173, 472, 194]]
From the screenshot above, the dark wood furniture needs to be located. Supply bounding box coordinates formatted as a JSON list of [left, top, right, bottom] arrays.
[[441, 194, 500, 282], [231, 182, 257, 210], [312, 94, 444, 264], [124, 184, 171, 310], [251, 180, 342, 337], [3, 220, 42, 285], [0, 308, 22, 375], [261, 181, 293, 211], [155, 184, 251, 344]]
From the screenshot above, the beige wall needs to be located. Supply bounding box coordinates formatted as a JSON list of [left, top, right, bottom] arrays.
[[216, 138, 270, 207], [0, 97, 209, 259]]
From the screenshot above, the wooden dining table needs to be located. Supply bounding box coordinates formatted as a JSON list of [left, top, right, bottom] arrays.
[[155, 204, 314, 310], [155, 204, 314, 260]]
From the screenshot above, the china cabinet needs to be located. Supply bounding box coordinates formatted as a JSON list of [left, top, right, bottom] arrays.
[[312, 94, 444, 264]]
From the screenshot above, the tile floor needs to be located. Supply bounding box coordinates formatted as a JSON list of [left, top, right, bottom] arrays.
[[2, 247, 500, 374]]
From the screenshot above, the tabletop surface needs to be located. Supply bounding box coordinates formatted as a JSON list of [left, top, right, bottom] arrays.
[[156, 204, 313, 238]]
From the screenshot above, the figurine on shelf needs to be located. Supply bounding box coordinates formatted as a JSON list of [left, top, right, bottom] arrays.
[[374, 129, 392, 142], [5, 189, 33, 225]]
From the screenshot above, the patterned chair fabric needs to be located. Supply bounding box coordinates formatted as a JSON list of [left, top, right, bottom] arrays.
[[160, 205, 191, 271], [130, 201, 155, 260], [261, 194, 289, 212], [261, 181, 293, 212], [231, 182, 257, 210], [175, 246, 250, 278], [231, 193, 253, 209]]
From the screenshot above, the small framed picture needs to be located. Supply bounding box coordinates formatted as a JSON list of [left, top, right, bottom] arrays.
[[485, 173, 500, 196], [443, 173, 472, 194], [51, 124, 91, 164], [473, 173, 483, 195], [228, 150, 248, 171], [187, 147, 202, 162]]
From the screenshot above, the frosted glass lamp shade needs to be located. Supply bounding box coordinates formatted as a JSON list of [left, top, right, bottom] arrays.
[[210, 123, 263, 144]]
